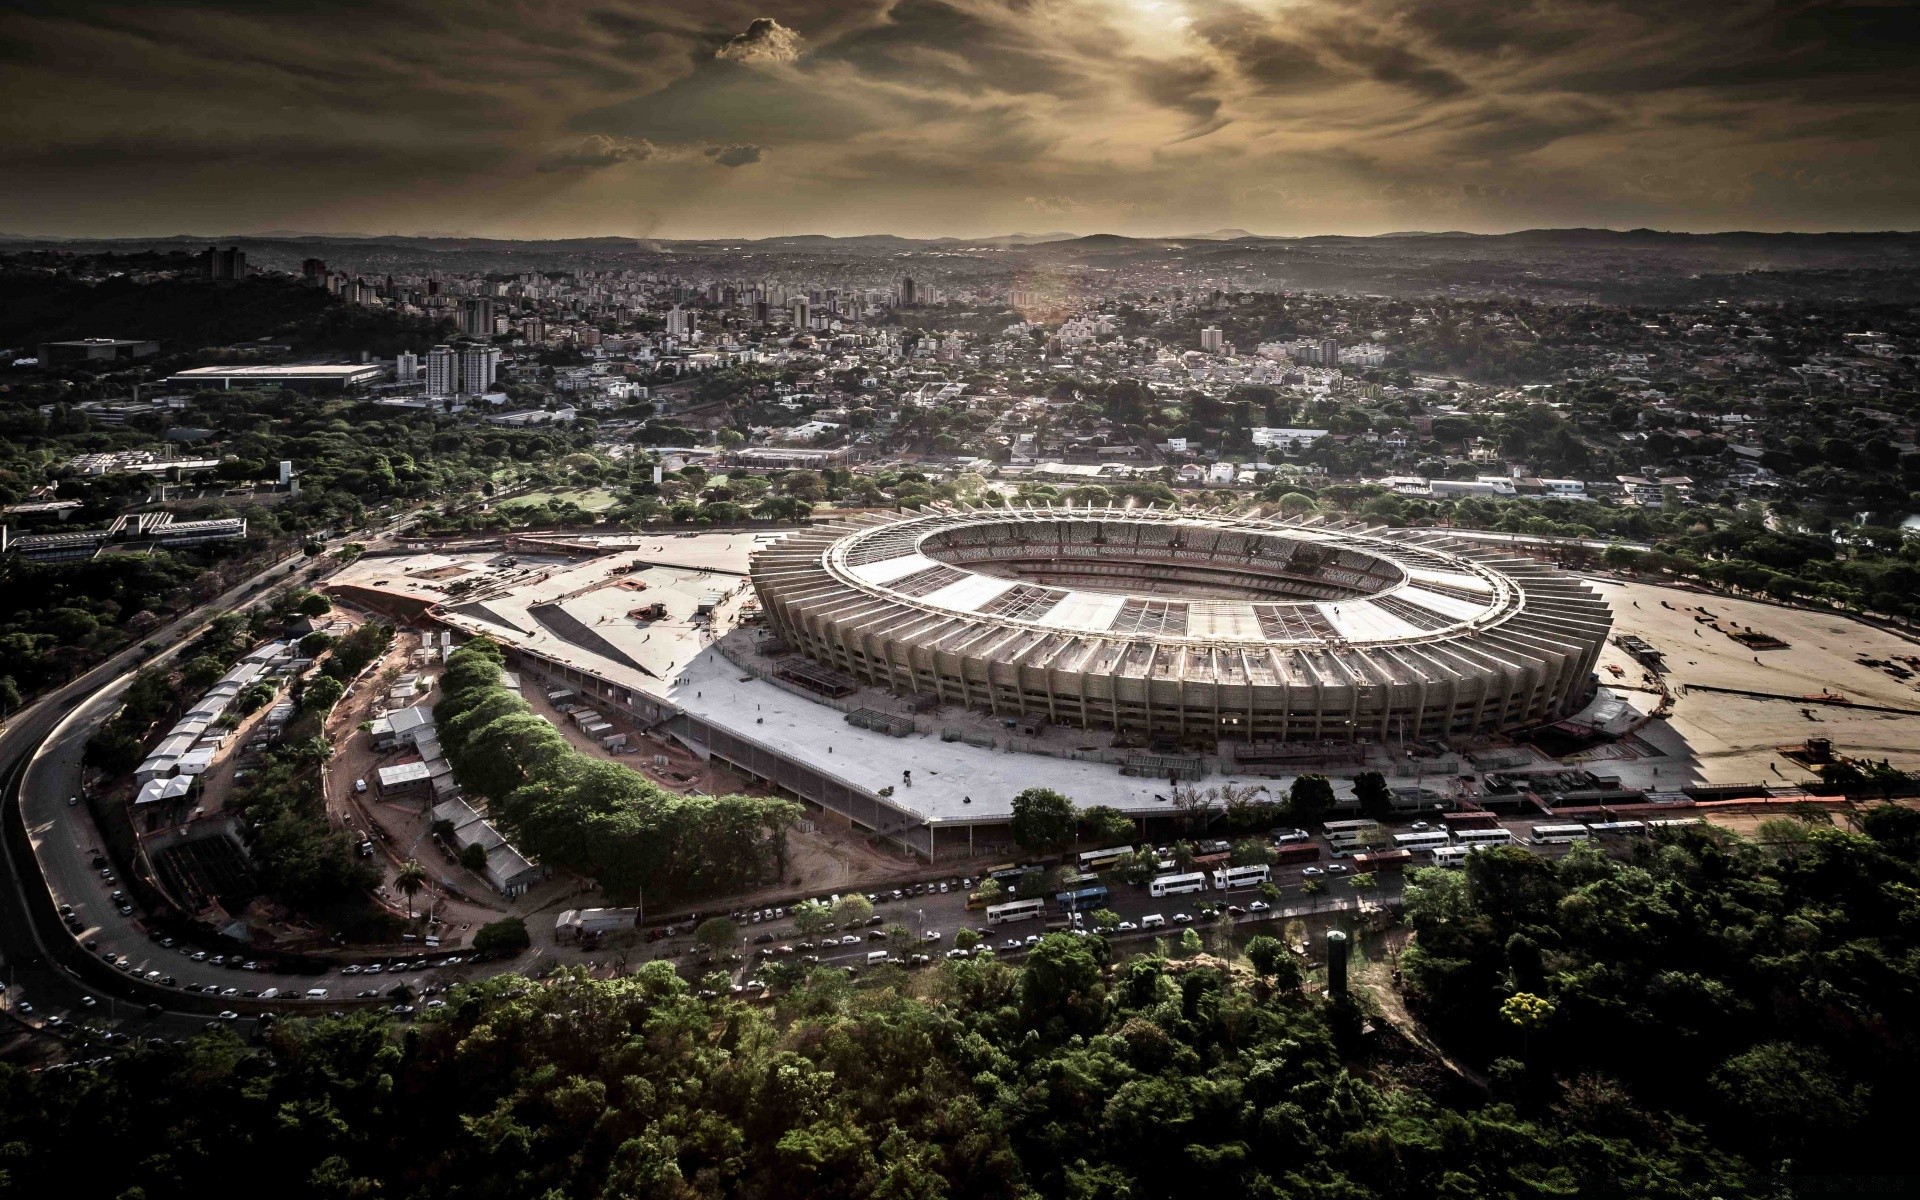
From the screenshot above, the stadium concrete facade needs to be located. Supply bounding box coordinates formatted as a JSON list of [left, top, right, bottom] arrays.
[[752, 506, 1613, 743]]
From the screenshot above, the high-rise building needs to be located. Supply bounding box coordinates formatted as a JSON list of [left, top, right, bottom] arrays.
[[459, 344, 501, 395], [301, 258, 327, 285], [202, 246, 247, 281], [1321, 337, 1340, 367], [898, 276, 916, 306], [665, 305, 693, 338], [460, 297, 497, 340], [789, 297, 810, 329], [425, 346, 459, 397], [1201, 327, 1224, 354], [395, 350, 419, 382]]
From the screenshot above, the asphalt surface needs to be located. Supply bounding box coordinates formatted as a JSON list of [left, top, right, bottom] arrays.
[[0, 547, 353, 1043], [637, 858, 1407, 987]]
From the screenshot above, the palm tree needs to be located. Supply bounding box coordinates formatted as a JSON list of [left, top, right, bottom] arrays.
[[395, 860, 429, 920]]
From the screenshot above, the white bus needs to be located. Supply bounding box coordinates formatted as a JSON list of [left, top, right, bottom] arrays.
[[1530, 823, 1591, 844], [1587, 820, 1648, 837], [1429, 845, 1473, 868], [1393, 831, 1453, 853], [1454, 827, 1517, 848], [1149, 872, 1208, 898], [1078, 845, 1133, 872], [1646, 817, 1703, 831], [985, 898, 1046, 925], [1212, 864, 1271, 890], [1323, 819, 1384, 853]]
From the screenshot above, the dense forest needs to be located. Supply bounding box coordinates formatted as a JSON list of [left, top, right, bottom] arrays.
[[0, 810, 1910, 1198], [1402, 810, 1920, 1181]]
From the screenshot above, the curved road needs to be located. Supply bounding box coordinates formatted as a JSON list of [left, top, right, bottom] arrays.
[[0, 548, 342, 1039]]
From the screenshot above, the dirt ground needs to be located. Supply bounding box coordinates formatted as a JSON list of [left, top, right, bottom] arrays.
[[1591, 577, 1920, 783]]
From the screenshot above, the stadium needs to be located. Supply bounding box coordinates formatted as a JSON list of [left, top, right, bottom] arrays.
[[751, 506, 1613, 744]]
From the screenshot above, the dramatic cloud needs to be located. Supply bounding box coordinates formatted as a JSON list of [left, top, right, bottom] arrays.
[[715, 17, 805, 65], [0, 0, 1914, 238], [536, 135, 659, 173]]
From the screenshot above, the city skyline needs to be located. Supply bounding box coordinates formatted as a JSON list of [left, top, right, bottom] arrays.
[[4, 0, 1916, 240]]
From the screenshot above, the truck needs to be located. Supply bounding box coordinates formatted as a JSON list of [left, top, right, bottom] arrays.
[[554, 907, 642, 944]]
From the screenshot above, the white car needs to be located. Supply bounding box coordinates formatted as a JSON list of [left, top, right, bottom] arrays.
[[354, 778, 367, 794], [1301, 866, 1325, 877], [839, 934, 861, 946], [1249, 901, 1270, 913], [1116, 921, 1138, 932]]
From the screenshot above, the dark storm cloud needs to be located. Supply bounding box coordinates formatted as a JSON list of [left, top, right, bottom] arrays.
[[705, 142, 766, 167], [0, 0, 1914, 237]]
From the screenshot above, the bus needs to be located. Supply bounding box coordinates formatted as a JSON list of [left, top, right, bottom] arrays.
[[1149, 872, 1208, 898], [1351, 848, 1414, 873], [1323, 819, 1384, 853], [1587, 820, 1648, 837], [1054, 885, 1110, 912], [1454, 827, 1516, 848], [1212, 864, 1271, 890], [1530, 823, 1591, 844], [986, 898, 1046, 925], [1273, 842, 1322, 866], [1078, 845, 1133, 872], [1646, 817, 1703, 831], [987, 863, 1034, 886], [1429, 845, 1472, 868], [1393, 830, 1453, 853]]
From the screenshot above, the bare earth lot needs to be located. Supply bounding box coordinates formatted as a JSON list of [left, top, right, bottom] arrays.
[[1590, 577, 1920, 784]]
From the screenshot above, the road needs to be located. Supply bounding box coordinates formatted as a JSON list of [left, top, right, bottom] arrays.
[[634, 856, 1406, 987], [0, 543, 367, 1041]]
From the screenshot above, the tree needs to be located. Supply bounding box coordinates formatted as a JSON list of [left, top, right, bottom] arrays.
[[1011, 787, 1076, 856], [1353, 771, 1393, 821], [831, 894, 873, 927], [953, 927, 981, 951], [695, 916, 741, 953], [295, 592, 332, 617], [1244, 934, 1287, 977], [793, 899, 837, 937], [180, 654, 225, 692], [472, 916, 530, 956], [394, 860, 428, 919], [302, 674, 345, 714], [1289, 774, 1336, 825], [1091, 908, 1122, 933], [1177, 928, 1204, 958], [1082, 804, 1135, 847], [1020, 933, 1103, 1025], [459, 842, 489, 873], [299, 630, 336, 658]]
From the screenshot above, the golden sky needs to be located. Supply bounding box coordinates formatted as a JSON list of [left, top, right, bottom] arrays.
[[3, 0, 1915, 237]]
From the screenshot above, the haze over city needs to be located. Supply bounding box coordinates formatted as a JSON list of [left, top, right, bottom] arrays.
[[5, 0, 1916, 239]]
